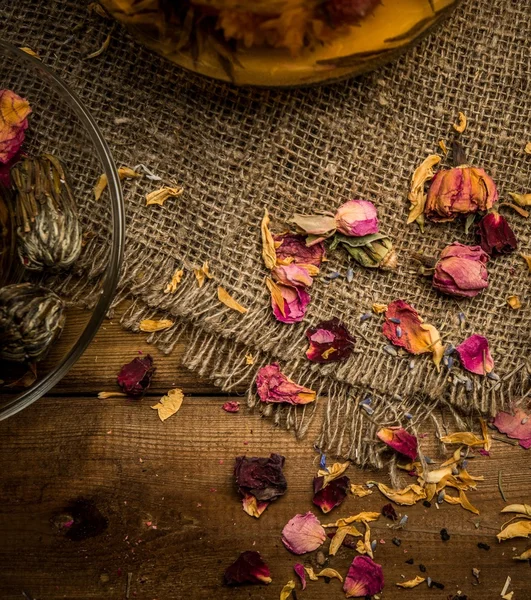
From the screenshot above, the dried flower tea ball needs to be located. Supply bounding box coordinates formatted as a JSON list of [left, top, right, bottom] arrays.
[[0, 283, 65, 362], [11, 154, 82, 271]]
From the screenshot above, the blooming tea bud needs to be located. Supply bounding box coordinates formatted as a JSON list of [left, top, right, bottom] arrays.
[[335, 200, 379, 237], [425, 166, 498, 222], [433, 242, 488, 298], [0, 283, 65, 362], [476, 211, 517, 255], [11, 154, 82, 271]]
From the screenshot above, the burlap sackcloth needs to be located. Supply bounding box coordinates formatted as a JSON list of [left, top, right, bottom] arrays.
[[2, 0, 530, 469]]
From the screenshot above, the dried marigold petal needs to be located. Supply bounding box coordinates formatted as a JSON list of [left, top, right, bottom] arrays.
[[507, 295, 522, 309], [282, 512, 326, 555], [242, 493, 268, 518], [396, 576, 425, 588], [317, 461, 350, 486], [501, 504, 531, 517], [343, 556, 384, 598], [373, 482, 426, 506], [150, 388, 184, 422], [280, 580, 295, 600], [261, 208, 277, 270], [322, 512, 380, 528], [350, 484, 372, 498], [508, 192, 531, 207], [329, 525, 362, 556], [453, 111, 467, 133], [407, 154, 441, 225], [164, 268, 184, 294], [444, 490, 480, 515], [194, 261, 213, 288], [224, 551, 272, 586], [497, 520, 531, 541], [145, 186, 183, 206], [218, 286, 248, 314], [316, 568, 343, 582], [139, 319, 174, 332], [0, 89, 31, 164]]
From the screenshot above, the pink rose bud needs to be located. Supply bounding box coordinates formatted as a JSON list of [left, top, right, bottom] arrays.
[[433, 242, 489, 298], [476, 211, 517, 255], [335, 200, 379, 236], [425, 166, 498, 222]]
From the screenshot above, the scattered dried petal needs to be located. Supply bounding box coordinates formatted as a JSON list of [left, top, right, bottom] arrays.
[[139, 318, 174, 332], [507, 295, 522, 310], [477, 212, 517, 255], [372, 303, 388, 314], [194, 261, 213, 288], [377, 427, 418, 461], [19, 47, 40, 58], [218, 286, 248, 314], [456, 334, 494, 375], [397, 576, 425, 588], [267, 278, 310, 324], [381, 503, 398, 521], [508, 192, 531, 207], [526, 142, 531, 154], [282, 512, 326, 555], [407, 155, 441, 225], [117, 355, 155, 398], [343, 556, 384, 598], [306, 318, 355, 363], [274, 233, 325, 267], [323, 512, 381, 528], [493, 409, 531, 449], [497, 520, 531, 541], [453, 111, 467, 133], [242, 494, 269, 518], [272, 264, 314, 287], [222, 401, 240, 413], [513, 548, 531, 561], [0, 89, 31, 164], [501, 504, 531, 516], [350, 484, 372, 498], [292, 213, 337, 238], [444, 490, 480, 515], [146, 186, 183, 206], [256, 363, 316, 405], [151, 388, 184, 421], [305, 566, 319, 581], [521, 253, 531, 273], [234, 454, 287, 509], [280, 580, 295, 600], [329, 525, 363, 556], [224, 551, 272, 586], [294, 563, 307, 590], [94, 166, 141, 200], [164, 268, 184, 294], [433, 243, 489, 298], [316, 568, 344, 582], [313, 476, 350, 513], [261, 208, 277, 270], [373, 482, 426, 506]]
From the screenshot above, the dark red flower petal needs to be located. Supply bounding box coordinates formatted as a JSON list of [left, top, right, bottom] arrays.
[[234, 454, 287, 503], [305, 317, 355, 363], [343, 555, 384, 597], [312, 475, 350, 513], [477, 212, 517, 256], [381, 503, 398, 521], [377, 427, 418, 461], [116, 355, 155, 398], [274, 233, 325, 267], [224, 551, 272, 586]]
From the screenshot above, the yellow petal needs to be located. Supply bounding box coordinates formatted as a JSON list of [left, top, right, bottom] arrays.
[[509, 192, 531, 207], [304, 567, 319, 581], [194, 262, 213, 288], [280, 580, 295, 600], [396, 576, 426, 588], [513, 548, 531, 561], [94, 174, 108, 201], [521, 253, 531, 273], [525, 142, 531, 154], [363, 522, 373, 558], [316, 568, 343, 583], [407, 154, 441, 225], [266, 277, 285, 315], [329, 525, 362, 556], [151, 388, 184, 422], [374, 482, 426, 506], [146, 186, 183, 206], [497, 519, 531, 541], [423, 465, 453, 485], [164, 268, 184, 294], [438, 140, 448, 155], [501, 504, 531, 517], [245, 353, 255, 365], [350, 484, 372, 498], [372, 302, 388, 314], [218, 286, 248, 314], [507, 295, 522, 310], [139, 318, 174, 332], [440, 432, 485, 447], [453, 111, 467, 133], [444, 490, 480, 515], [20, 47, 40, 59], [440, 447, 463, 468], [261, 209, 277, 270], [323, 512, 380, 528], [317, 461, 350, 487], [94, 165, 141, 200], [242, 495, 267, 518]]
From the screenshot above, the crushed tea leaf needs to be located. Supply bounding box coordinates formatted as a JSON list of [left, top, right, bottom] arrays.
[[139, 318, 174, 332], [396, 576, 425, 588], [151, 388, 184, 422], [453, 111, 467, 133], [145, 186, 183, 206], [218, 286, 247, 313], [164, 268, 184, 294]]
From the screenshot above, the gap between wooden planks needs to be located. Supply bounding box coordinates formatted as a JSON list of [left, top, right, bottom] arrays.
[[0, 395, 529, 599]]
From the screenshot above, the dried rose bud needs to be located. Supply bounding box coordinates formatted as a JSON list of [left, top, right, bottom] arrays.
[[269, 280, 311, 324], [433, 242, 488, 298], [456, 334, 494, 376], [224, 551, 272, 586], [343, 556, 384, 598], [0, 89, 31, 164], [272, 264, 314, 287], [377, 427, 418, 461], [305, 317, 355, 363], [282, 512, 326, 554], [425, 166, 498, 222], [0, 283, 65, 362], [476, 211, 517, 255], [313, 475, 350, 513], [256, 363, 316, 405], [274, 233, 325, 267], [117, 355, 155, 397], [335, 200, 379, 237]]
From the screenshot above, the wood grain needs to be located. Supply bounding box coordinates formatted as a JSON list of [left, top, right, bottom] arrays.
[[0, 395, 529, 600]]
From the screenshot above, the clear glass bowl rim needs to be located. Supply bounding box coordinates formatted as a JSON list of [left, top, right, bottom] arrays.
[[0, 41, 124, 420]]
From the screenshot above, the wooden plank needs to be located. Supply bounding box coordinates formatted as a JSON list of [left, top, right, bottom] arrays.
[[0, 396, 529, 599]]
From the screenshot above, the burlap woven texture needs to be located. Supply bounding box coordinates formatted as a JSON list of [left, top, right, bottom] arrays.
[[2, 0, 530, 469]]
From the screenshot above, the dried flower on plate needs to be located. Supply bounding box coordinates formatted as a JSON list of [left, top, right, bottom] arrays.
[[0, 89, 31, 164], [151, 388, 184, 422], [335, 200, 379, 237], [477, 212, 517, 255], [397, 576, 426, 588], [293, 563, 307, 590], [94, 165, 141, 201], [139, 318, 174, 332], [266, 278, 311, 324], [313, 475, 350, 513], [433, 243, 489, 298], [343, 555, 384, 598], [145, 185, 183, 206], [0, 283, 65, 362], [492, 408, 531, 449], [305, 317, 355, 363], [456, 334, 494, 375], [222, 401, 240, 413], [407, 154, 441, 226], [280, 580, 295, 600], [256, 363, 316, 405], [224, 551, 272, 586], [234, 453, 287, 518], [12, 154, 82, 271], [117, 354, 155, 398], [425, 166, 498, 222], [382, 300, 443, 369], [274, 233, 325, 267], [282, 512, 326, 554]]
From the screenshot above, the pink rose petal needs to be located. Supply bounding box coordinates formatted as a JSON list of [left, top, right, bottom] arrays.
[[492, 408, 531, 449], [343, 556, 384, 598], [456, 334, 494, 375], [256, 363, 316, 405], [282, 512, 326, 555], [222, 401, 240, 413], [271, 283, 311, 324], [377, 427, 418, 461], [272, 264, 314, 288], [293, 563, 307, 590], [274, 234, 325, 267], [0, 90, 31, 164]]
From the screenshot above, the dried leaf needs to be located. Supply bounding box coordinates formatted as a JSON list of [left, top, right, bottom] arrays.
[[151, 388, 184, 422], [323, 512, 380, 528], [304, 566, 319, 581], [266, 277, 285, 316], [521, 253, 531, 273], [497, 520, 531, 541], [194, 262, 213, 288], [316, 568, 343, 582], [261, 209, 277, 270], [509, 192, 531, 207], [507, 295, 522, 310], [164, 268, 184, 294], [317, 462, 350, 487], [19, 47, 40, 59], [350, 484, 373, 498], [373, 482, 426, 505], [513, 548, 531, 561], [453, 111, 467, 133], [280, 580, 295, 600], [501, 504, 531, 517], [94, 166, 141, 200], [146, 186, 183, 206], [218, 286, 248, 314], [407, 154, 441, 225], [245, 354, 255, 365], [329, 525, 363, 556], [396, 576, 426, 588], [444, 490, 480, 515], [139, 319, 174, 332]]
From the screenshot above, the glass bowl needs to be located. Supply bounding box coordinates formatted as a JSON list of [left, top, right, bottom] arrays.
[[101, 0, 459, 87], [0, 42, 124, 419]]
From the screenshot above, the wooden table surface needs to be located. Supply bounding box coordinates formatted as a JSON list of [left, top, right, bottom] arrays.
[[0, 310, 529, 600]]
